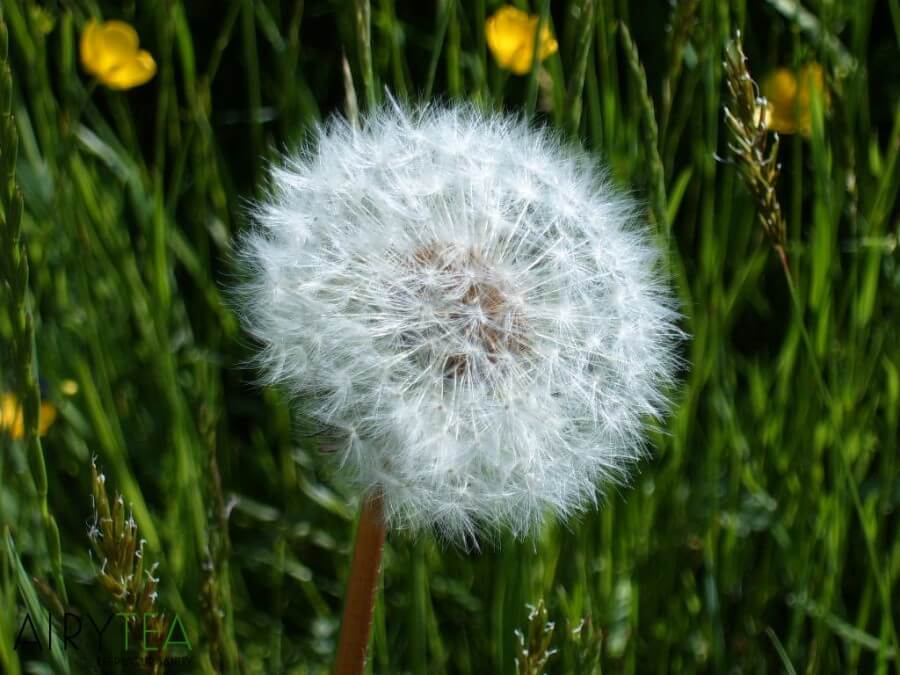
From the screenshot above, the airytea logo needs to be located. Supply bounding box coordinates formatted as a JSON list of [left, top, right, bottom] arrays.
[[14, 609, 192, 668]]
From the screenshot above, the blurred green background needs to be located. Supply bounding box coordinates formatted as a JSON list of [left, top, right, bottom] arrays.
[[1, 0, 899, 673]]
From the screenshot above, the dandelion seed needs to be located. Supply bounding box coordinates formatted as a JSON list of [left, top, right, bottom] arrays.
[[235, 102, 682, 545], [79, 19, 156, 90]]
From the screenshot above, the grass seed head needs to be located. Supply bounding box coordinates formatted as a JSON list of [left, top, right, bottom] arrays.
[[723, 32, 788, 256]]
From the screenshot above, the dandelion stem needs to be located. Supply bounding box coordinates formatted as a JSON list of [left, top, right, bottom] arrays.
[[334, 493, 386, 675]]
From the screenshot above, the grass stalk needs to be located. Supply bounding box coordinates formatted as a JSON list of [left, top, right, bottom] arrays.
[[0, 10, 67, 606], [564, 0, 595, 135], [620, 21, 668, 235], [354, 0, 377, 110], [524, 0, 551, 117]]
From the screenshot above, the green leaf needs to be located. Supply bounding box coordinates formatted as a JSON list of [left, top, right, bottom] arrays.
[[3, 529, 70, 675]]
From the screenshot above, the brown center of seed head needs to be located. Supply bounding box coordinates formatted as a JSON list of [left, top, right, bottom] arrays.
[[406, 242, 529, 378]]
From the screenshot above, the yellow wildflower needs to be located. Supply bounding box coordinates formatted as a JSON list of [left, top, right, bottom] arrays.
[[80, 19, 157, 90], [0, 393, 57, 439], [60, 379, 80, 396], [486, 6, 558, 75], [762, 63, 826, 136]]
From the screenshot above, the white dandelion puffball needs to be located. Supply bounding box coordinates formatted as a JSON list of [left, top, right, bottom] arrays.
[[237, 102, 682, 545]]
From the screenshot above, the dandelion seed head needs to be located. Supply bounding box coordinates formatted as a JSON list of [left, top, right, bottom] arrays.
[[235, 102, 683, 546]]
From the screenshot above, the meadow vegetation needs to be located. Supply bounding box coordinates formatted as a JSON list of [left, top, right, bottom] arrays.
[[0, 1, 898, 673]]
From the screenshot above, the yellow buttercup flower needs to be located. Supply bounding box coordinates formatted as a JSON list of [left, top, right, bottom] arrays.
[[80, 19, 157, 90], [762, 63, 826, 136], [60, 379, 79, 396], [1, 393, 57, 439], [486, 6, 558, 75]]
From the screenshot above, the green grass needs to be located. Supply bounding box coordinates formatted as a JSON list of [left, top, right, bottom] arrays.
[[1, 0, 899, 673]]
